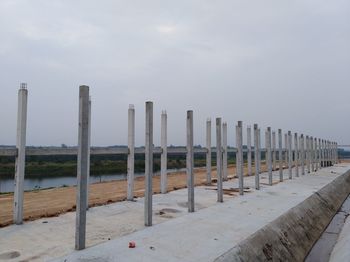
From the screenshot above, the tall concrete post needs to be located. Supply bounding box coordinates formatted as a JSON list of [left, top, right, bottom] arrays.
[[319, 139, 322, 169], [331, 142, 334, 165], [301, 134, 305, 175], [323, 140, 326, 167], [333, 142, 336, 165], [322, 139, 324, 167], [324, 140, 326, 166], [206, 119, 212, 184], [325, 140, 328, 167], [314, 138, 318, 171], [75, 85, 90, 250], [272, 131, 276, 171], [327, 140, 332, 166], [258, 128, 261, 175], [284, 133, 288, 168], [223, 122, 228, 181], [160, 111, 167, 194], [13, 83, 28, 225], [86, 98, 91, 209], [306, 136, 311, 173], [330, 141, 332, 166], [236, 121, 243, 195], [145, 102, 153, 226], [278, 129, 283, 182], [288, 131, 292, 179], [127, 105, 135, 200], [266, 127, 273, 185], [187, 111, 195, 211], [336, 142, 338, 164], [328, 141, 331, 166], [322, 139, 325, 165], [294, 133, 299, 177], [332, 142, 335, 165], [311, 137, 314, 171], [254, 124, 260, 190], [247, 126, 252, 177], [216, 118, 223, 202]]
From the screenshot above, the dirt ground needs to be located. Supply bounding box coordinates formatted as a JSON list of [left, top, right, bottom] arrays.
[[1, 163, 262, 227], [3, 159, 342, 227]]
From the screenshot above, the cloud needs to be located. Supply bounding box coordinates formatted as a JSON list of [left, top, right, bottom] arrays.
[[0, 0, 349, 146]]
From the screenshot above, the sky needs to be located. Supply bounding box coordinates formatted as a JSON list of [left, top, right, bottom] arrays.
[[0, 0, 349, 147]]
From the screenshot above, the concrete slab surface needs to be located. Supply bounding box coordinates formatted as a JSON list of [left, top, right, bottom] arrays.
[[0, 164, 348, 262]]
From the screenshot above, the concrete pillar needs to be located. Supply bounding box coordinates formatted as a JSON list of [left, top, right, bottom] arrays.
[[216, 118, 223, 202], [318, 138, 322, 168], [247, 126, 252, 177], [13, 83, 28, 225], [272, 131, 276, 171], [324, 140, 326, 166], [284, 133, 288, 168], [330, 142, 332, 165], [258, 128, 261, 175], [328, 140, 330, 166], [206, 119, 212, 184], [320, 139, 324, 167], [236, 121, 243, 195], [324, 140, 328, 167], [145, 101, 153, 226], [187, 111, 195, 211], [333, 142, 336, 165], [330, 141, 333, 166], [336, 142, 338, 164], [75, 85, 90, 250], [330, 141, 332, 165], [160, 110, 167, 194], [254, 124, 260, 189], [323, 139, 325, 167], [315, 138, 318, 170], [222, 122, 228, 181], [266, 127, 273, 185], [332, 141, 334, 165], [323, 140, 326, 167], [278, 129, 283, 182], [301, 134, 305, 175], [127, 105, 135, 200], [326, 140, 329, 167], [306, 136, 311, 173], [288, 131, 292, 179], [331, 142, 334, 165], [294, 133, 299, 177], [86, 98, 91, 209], [311, 136, 314, 171]]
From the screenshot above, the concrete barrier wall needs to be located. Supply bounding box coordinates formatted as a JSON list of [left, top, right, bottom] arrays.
[[215, 170, 350, 262]]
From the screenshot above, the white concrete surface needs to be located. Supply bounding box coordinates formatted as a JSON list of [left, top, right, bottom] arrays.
[[329, 204, 350, 262], [1, 164, 349, 262]]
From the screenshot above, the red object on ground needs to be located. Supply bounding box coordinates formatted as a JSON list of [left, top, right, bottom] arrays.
[[129, 241, 136, 248]]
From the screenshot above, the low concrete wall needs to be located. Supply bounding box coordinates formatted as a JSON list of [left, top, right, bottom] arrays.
[[215, 170, 350, 262]]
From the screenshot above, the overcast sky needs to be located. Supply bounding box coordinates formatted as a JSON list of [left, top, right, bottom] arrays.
[[0, 0, 349, 147]]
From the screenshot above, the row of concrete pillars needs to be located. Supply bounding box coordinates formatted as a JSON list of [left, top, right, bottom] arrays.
[[10, 85, 339, 251]]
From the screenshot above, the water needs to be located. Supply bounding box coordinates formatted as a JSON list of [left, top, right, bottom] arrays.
[[0, 173, 125, 193], [0, 168, 185, 193]]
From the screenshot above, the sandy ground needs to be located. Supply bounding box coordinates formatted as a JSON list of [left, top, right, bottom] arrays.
[[0, 164, 346, 262], [1, 163, 269, 227], [2, 159, 346, 227]]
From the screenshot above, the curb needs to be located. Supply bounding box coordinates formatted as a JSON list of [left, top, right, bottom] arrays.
[[215, 170, 350, 262]]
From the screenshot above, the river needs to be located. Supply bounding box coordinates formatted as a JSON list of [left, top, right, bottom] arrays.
[[0, 168, 186, 193]]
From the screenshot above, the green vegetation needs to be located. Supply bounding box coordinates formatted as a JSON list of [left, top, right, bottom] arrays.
[[0, 152, 237, 178]]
